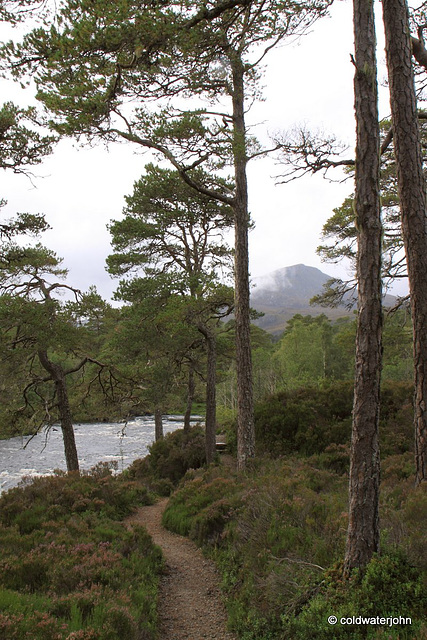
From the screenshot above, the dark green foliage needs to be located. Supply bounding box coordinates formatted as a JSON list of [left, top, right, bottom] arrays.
[[0, 466, 162, 639], [107, 163, 234, 281], [308, 444, 350, 475], [126, 426, 206, 486], [314, 119, 415, 301], [254, 381, 414, 460], [148, 427, 206, 484], [0, 246, 124, 443], [0, 101, 55, 173], [378, 382, 415, 455], [254, 382, 354, 457]]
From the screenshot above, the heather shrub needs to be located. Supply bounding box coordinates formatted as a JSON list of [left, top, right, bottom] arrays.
[[148, 426, 206, 483], [162, 457, 348, 637], [309, 444, 350, 475], [215, 459, 348, 636], [254, 382, 353, 456], [162, 470, 240, 537], [162, 451, 426, 640], [126, 426, 206, 486], [282, 553, 427, 639], [380, 459, 427, 571], [379, 383, 415, 456], [190, 497, 239, 547], [0, 610, 70, 640], [254, 381, 413, 458], [0, 469, 162, 639], [0, 463, 151, 532]]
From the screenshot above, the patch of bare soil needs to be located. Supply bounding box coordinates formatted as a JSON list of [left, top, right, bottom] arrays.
[[128, 498, 237, 640]]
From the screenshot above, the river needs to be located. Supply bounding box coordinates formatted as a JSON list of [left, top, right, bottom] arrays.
[[0, 415, 203, 495]]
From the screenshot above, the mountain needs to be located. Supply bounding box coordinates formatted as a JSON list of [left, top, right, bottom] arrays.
[[250, 264, 395, 335]]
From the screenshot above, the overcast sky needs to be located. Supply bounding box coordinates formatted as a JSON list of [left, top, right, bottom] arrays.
[[0, 1, 412, 301]]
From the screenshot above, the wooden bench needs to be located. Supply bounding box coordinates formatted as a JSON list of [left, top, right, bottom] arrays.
[[215, 437, 228, 453]]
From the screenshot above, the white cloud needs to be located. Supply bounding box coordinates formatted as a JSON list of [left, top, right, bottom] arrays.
[[0, 1, 410, 300]]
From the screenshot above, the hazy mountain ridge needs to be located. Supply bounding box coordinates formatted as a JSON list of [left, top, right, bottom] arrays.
[[250, 264, 395, 335]]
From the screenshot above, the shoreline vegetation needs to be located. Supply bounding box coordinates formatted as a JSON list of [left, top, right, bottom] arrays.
[[0, 384, 426, 639]]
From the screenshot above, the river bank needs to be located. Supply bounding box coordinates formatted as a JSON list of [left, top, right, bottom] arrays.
[[0, 415, 203, 495]]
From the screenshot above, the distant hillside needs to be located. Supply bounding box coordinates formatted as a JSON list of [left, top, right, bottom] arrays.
[[250, 264, 395, 335]]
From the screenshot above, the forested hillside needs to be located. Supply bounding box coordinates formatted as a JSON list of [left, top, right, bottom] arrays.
[[250, 263, 399, 333]]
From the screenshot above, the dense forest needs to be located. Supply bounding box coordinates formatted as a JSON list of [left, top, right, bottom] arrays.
[[1, 0, 427, 638]]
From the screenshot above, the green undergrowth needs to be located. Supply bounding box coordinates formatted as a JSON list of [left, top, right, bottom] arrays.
[[254, 381, 414, 462], [124, 425, 207, 494], [0, 463, 163, 640], [163, 453, 427, 639]]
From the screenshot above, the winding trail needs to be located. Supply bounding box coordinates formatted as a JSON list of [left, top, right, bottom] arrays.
[[128, 498, 237, 640]]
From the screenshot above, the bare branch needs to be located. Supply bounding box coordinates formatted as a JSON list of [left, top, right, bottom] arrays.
[[247, 144, 281, 161], [380, 127, 394, 154], [108, 127, 235, 205], [270, 554, 325, 572], [412, 32, 427, 70], [274, 126, 354, 183]]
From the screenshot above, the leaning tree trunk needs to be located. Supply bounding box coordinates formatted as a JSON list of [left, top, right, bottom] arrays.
[[382, 0, 427, 486], [183, 363, 195, 432], [344, 0, 382, 576], [37, 349, 80, 473], [230, 51, 255, 470]]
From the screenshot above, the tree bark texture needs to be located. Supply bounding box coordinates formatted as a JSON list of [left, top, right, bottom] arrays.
[[183, 364, 195, 432], [382, 0, 427, 486], [198, 324, 217, 464], [154, 407, 164, 441], [37, 349, 80, 473], [344, 0, 382, 576], [230, 52, 255, 470]]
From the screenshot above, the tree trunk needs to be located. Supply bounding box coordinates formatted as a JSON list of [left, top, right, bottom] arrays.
[[37, 349, 80, 473], [154, 407, 163, 441], [382, 0, 427, 486], [230, 51, 255, 470], [199, 323, 217, 464], [344, 0, 382, 576], [183, 363, 195, 432]]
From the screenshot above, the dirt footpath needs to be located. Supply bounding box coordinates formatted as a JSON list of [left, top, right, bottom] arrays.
[[128, 498, 237, 640]]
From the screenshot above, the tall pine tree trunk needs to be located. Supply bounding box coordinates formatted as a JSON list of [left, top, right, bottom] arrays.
[[382, 0, 427, 486], [37, 349, 80, 473], [183, 363, 195, 432], [344, 0, 382, 576], [154, 407, 164, 441], [198, 323, 217, 464], [230, 51, 255, 470]]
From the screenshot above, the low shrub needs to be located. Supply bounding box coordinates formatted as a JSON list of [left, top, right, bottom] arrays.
[[282, 552, 427, 639], [254, 382, 353, 456], [162, 453, 427, 640], [0, 463, 151, 533], [254, 381, 414, 458], [162, 457, 348, 636], [0, 468, 162, 639], [163, 469, 241, 539], [126, 426, 206, 486], [309, 444, 350, 475]]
